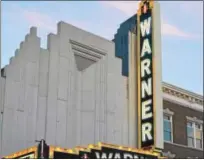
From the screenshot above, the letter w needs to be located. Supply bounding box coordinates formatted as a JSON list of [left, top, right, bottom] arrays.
[[140, 17, 151, 37]]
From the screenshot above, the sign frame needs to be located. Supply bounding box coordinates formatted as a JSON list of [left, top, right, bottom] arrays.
[[49, 142, 162, 159], [137, 0, 157, 149], [2, 146, 38, 159], [2, 142, 165, 159]]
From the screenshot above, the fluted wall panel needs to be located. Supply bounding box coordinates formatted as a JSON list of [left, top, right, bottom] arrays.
[[0, 23, 128, 157]]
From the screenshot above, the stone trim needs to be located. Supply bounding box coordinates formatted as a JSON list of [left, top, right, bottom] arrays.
[[162, 82, 203, 106], [186, 116, 203, 124], [70, 40, 107, 56], [165, 141, 204, 152], [163, 108, 174, 116], [163, 93, 203, 112]]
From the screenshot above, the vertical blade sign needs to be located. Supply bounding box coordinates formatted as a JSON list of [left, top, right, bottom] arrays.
[[137, 0, 155, 149]]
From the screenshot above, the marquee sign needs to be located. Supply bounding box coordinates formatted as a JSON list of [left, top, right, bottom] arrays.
[[15, 153, 35, 159], [137, 0, 156, 149], [49, 142, 161, 159], [2, 141, 164, 159], [2, 146, 38, 159]]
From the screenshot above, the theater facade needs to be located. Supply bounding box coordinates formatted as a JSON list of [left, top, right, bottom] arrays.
[[0, 0, 203, 159]]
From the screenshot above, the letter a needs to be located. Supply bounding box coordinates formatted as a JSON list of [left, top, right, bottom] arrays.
[[141, 39, 151, 57]]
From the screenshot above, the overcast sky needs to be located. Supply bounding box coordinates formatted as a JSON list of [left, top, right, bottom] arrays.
[[1, 1, 203, 95]]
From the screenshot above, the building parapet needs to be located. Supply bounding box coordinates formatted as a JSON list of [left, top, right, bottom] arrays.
[[162, 82, 203, 110]]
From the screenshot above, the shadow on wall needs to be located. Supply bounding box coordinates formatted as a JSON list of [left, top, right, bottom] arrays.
[[113, 14, 137, 77]]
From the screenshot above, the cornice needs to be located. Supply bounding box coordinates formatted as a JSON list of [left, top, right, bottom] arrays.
[[70, 40, 107, 56], [162, 82, 203, 107]]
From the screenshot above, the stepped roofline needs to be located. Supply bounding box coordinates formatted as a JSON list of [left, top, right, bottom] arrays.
[[1, 23, 203, 110]]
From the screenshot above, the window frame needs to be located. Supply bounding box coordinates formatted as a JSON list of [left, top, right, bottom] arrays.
[[163, 113, 173, 143], [187, 122, 194, 147], [186, 120, 203, 149]]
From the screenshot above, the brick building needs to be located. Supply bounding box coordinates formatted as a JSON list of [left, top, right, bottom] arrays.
[[162, 83, 203, 158]]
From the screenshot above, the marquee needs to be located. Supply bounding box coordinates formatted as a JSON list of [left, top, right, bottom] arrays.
[[2, 146, 38, 159], [2, 141, 164, 159]]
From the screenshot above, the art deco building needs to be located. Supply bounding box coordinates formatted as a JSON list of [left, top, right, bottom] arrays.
[[0, 2, 203, 158], [0, 22, 130, 157]]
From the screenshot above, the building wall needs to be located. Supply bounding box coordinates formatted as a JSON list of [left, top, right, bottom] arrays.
[[0, 22, 129, 157], [164, 142, 203, 159], [1, 28, 42, 156], [164, 100, 203, 146], [162, 98, 203, 158], [0, 77, 6, 155], [127, 31, 138, 147]]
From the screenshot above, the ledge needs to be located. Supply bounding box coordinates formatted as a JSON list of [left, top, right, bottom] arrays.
[[164, 141, 204, 152], [162, 82, 203, 106], [163, 92, 203, 112]]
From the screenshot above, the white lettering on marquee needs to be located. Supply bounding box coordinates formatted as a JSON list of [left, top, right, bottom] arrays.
[[124, 153, 133, 158], [141, 59, 151, 78], [141, 39, 152, 57], [94, 152, 153, 159], [141, 78, 152, 98], [140, 17, 151, 37], [142, 99, 152, 120], [95, 152, 112, 159], [142, 122, 153, 142], [114, 153, 121, 159], [139, 7, 154, 147]]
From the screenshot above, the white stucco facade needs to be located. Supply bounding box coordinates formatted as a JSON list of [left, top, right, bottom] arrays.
[[0, 22, 130, 157]]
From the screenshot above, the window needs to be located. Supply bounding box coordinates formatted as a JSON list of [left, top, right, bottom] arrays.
[[163, 114, 173, 142], [187, 121, 203, 149], [187, 122, 194, 147]]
